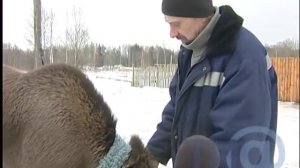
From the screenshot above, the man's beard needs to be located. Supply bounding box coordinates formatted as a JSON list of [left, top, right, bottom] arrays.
[[176, 34, 189, 44]]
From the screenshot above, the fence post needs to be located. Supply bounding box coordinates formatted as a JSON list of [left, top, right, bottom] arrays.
[[132, 64, 134, 87]]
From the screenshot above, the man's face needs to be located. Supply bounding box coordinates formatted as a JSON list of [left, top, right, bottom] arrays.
[[165, 15, 210, 44]]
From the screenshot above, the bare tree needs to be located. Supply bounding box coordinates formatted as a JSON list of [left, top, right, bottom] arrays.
[[3, 44, 35, 70], [33, 0, 43, 68], [266, 38, 299, 57], [25, 16, 34, 50], [65, 6, 89, 67], [49, 10, 55, 64], [64, 14, 69, 65], [41, 7, 48, 63], [41, 8, 55, 64]]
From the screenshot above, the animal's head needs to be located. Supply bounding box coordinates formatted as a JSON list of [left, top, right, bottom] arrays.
[[123, 135, 156, 168]]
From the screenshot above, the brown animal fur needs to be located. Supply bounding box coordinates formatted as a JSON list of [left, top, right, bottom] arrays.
[[3, 64, 154, 168]]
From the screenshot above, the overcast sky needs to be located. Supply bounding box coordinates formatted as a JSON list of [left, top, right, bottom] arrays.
[[3, 0, 299, 50]]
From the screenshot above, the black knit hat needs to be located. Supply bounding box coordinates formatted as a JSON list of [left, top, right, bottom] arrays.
[[162, 0, 214, 18]]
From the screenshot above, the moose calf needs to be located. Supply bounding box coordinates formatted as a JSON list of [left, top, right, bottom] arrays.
[[3, 64, 155, 168]]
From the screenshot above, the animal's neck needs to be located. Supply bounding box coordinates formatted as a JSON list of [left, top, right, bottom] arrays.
[[97, 134, 132, 168]]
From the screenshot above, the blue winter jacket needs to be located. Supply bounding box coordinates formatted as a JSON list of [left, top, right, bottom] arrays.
[[147, 6, 278, 168]]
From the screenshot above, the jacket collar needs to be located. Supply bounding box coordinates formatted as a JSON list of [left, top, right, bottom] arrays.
[[206, 5, 244, 56], [180, 5, 243, 57]]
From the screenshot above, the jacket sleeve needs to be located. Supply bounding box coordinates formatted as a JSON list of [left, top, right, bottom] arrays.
[[209, 59, 277, 167], [146, 70, 178, 165]]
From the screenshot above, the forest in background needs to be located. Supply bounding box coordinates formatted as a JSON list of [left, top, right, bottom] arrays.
[[3, 38, 299, 71], [3, 0, 299, 71]]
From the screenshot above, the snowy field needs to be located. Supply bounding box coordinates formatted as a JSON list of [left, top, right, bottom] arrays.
[[86, 71, 299, 168]]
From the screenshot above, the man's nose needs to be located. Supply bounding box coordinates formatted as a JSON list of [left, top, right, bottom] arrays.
[[170, 28, 178, 38]]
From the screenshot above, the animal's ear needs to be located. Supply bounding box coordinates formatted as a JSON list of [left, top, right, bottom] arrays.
[[124, 135, 155, 168], [129, 135, 145, 154], [123, 135, 146, 167]]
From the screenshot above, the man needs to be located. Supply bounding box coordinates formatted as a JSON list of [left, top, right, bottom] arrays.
[[147, 0, 278, 167]]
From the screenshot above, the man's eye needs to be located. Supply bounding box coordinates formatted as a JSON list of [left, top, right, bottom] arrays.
[[173, 23, 180, 28], [170, 22, 180, 28]]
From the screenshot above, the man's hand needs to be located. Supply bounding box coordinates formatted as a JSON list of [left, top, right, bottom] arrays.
[[147, 149, 160, 168]]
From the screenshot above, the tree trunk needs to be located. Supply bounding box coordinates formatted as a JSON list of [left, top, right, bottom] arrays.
[[49, 10, 54, 64], [65, 48, 68, 64], [33, 0, 43, 68], [75, 48, 77, 67], [94, 46, 96, 68]]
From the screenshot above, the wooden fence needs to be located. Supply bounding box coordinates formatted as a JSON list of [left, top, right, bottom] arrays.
[[271, 57, 299, 102], [132, 57, 299, 102], [132, 65, 177, 88]]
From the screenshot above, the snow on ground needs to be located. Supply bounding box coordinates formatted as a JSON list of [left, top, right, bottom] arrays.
[[86, 71, 299, 168], [276, 102, 299, 168]]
